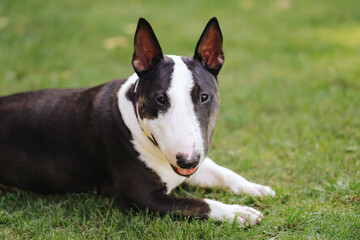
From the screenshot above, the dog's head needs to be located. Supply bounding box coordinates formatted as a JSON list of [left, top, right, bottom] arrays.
[[131, 17, 224, 177]]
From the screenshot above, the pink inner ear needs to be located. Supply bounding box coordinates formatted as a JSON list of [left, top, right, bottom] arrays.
[[197, 25, 224, 70], [133, 42, 156, 72], [133, 23, 162, 73], [201, 50, 224, 69], [134, 38, 155, 71], [132, 55, 147, 73]]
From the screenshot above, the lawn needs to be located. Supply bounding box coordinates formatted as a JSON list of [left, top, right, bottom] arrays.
[[1, 0, 360, 239]]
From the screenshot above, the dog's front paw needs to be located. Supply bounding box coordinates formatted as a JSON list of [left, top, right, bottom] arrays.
[[240, 182, 275, 198], [205, 199, 263, 227], [229, 181, 276, 198]]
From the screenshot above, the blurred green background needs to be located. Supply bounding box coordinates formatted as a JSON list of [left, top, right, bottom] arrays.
[[1, 0, 359, 239]]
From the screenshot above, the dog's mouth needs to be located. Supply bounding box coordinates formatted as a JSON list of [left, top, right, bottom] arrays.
[[170, 164, 198, 177]]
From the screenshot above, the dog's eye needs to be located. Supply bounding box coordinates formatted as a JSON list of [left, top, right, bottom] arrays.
[[156, 96, 166, 105], [201, 94, 209, 103]]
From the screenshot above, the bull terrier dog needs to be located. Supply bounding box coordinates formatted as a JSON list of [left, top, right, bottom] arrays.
[[0, 17, 275, 227]]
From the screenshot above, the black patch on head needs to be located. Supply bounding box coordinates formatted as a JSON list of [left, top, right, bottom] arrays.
[[183, 57, 221, 155], [135, 56, 175, 120]]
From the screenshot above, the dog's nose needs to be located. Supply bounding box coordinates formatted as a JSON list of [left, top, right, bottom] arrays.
[[176, 153, 200, 169]]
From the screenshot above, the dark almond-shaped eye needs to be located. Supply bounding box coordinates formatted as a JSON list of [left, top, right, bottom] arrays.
[[201, 94, 209, 103], [156, 96, 166, 105]]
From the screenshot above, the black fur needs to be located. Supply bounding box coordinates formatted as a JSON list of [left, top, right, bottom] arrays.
[[0, 79, 210, 216], [135, 56, 174, 120]]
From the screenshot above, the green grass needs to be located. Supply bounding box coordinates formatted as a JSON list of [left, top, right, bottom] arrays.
[[1, 0, 360, 239]]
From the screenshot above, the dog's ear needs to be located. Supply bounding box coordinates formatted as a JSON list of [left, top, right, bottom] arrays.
[[132, 18, 163, 75], [194, 17, 224, 75]]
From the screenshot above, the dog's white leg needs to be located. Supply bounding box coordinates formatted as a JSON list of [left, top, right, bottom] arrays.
[[186, 157, 275, 197]]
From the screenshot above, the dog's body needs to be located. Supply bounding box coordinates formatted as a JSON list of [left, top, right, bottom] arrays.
[[0, 18, 274, 226]]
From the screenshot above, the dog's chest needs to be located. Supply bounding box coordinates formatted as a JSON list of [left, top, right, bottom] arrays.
[[133, 145, 186, 194]]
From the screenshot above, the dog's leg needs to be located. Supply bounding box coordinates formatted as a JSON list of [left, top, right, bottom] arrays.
[[137, 192, 263, 227], [186, 157, 275, 197]]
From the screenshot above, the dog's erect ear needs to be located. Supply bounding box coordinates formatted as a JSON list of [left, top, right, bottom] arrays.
[[194, 17, 224, 75], [132, 18, 163, 74]]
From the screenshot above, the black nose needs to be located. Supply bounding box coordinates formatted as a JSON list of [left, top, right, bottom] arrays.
[[176, 153, 200, 169]]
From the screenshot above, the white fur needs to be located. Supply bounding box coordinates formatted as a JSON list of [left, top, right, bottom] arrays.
[[204, 199, 263, 226], [186, 157, 276, 197], [140, 55, 205, 168]]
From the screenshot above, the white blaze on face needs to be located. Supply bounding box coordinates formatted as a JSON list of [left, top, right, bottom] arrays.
[[140, 55, 204, 167]]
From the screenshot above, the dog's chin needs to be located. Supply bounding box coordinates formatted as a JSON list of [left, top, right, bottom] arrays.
[[170, 164, 198, 177]]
